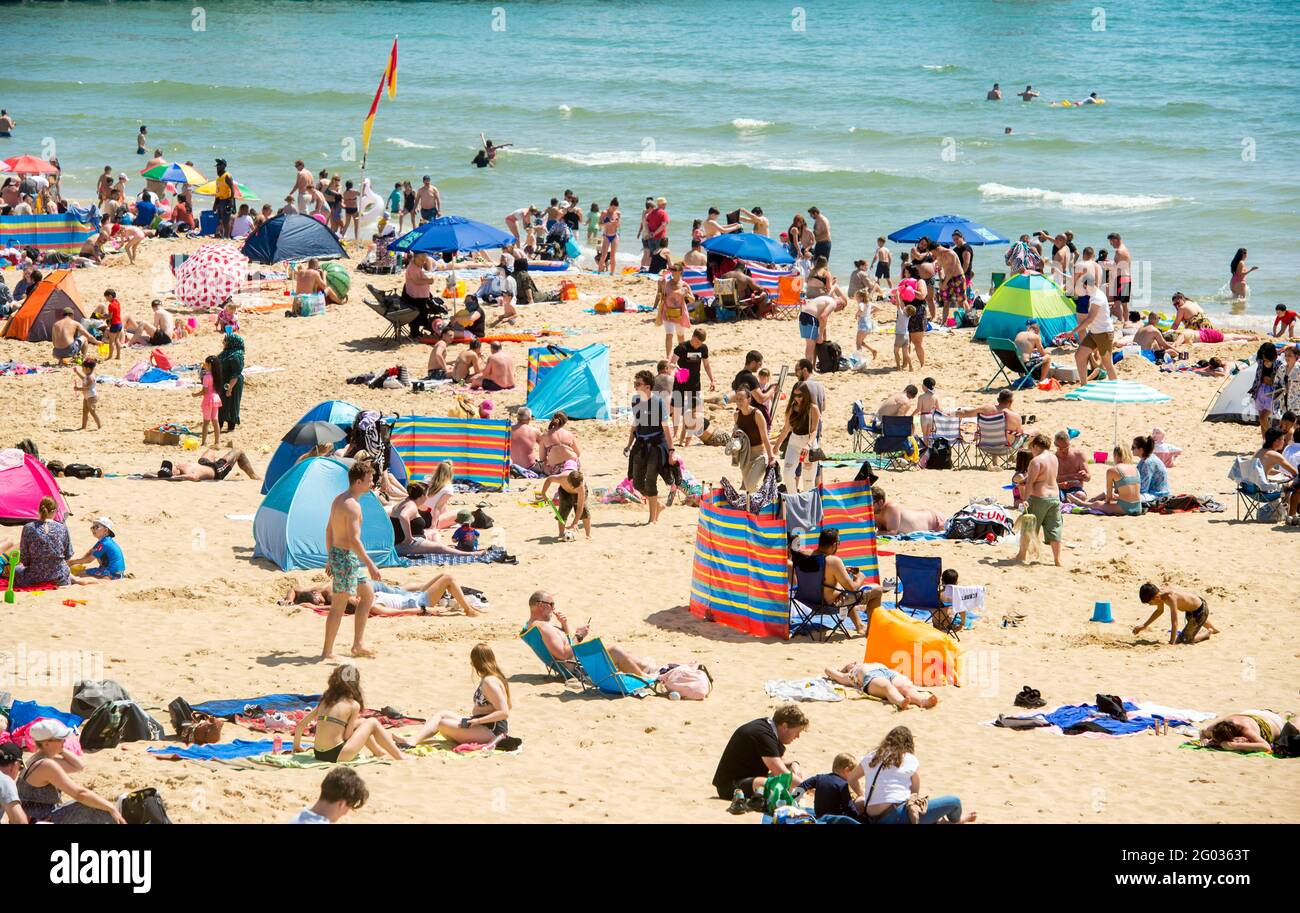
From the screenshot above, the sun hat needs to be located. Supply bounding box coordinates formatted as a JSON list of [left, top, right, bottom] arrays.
[[91, 516, 115, 537], [455, 508, 474, 524], [29, 719, 71, 743]]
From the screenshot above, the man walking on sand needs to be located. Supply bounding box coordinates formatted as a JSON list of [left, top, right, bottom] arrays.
[[809, 206, 831, 261], [1017, 433, 1062, 566], [323, 461, 382, 659]]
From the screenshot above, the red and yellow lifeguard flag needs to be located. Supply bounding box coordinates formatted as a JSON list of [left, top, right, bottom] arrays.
[[360, 36, 398, 168]]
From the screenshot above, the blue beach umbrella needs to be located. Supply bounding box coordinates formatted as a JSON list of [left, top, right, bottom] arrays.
[[701, 231, 795, 264], [392, 214, 514, 254], [888, 215, 1007, 246]]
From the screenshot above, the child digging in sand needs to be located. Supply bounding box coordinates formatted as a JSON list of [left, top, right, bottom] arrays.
[[1133, 582, 1219, 644], [541, 468, 591, 540]]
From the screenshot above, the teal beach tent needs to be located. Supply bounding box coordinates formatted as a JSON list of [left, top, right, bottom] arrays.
[[527, 344, 612, 420]]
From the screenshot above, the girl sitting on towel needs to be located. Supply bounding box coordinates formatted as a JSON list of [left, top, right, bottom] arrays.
[[292, 665, 406, 764]]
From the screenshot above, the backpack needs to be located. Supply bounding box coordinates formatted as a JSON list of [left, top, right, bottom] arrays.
[[654, 663, 713, 700], [167, 696, 195, 735], [149, 348, 172, 370], [922, 438, 952, 470], [70, 680, 133, 719], [815, 340, 842, 374], [80, 700, 165, 751], [119, 787, 173, 824]]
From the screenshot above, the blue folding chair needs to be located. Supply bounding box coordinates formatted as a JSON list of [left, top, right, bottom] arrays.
[[519, 625, 588, 691], [571, 638, 654, 697], [872, 414, 916, 471], [788, 553, 859, 642], [1236, 482, 1283, 522], [894, 555, 956, 635]]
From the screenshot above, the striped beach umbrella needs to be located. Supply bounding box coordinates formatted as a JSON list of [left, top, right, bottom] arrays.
[[1065, 379, 1171, 445], [972, 272, 1077, 343], [140, 161, 208, 185]]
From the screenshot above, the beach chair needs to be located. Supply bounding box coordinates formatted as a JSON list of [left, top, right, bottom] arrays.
[[847, 400, 874, 452], [927, 411, 972, 469], [570, 638, 654, 697], [364, 284, 419, 345], [1227, 457, 1284, 522], [519, 625, 588, 691], [788, 553, 861, 642], [983, 338, 1037, 392], [872, 414, 917, 471], [973, 412, 1021, 471], [894, 555, 956, 635]]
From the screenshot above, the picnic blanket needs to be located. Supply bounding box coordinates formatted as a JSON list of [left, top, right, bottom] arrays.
[[400, 545, 509, 567]]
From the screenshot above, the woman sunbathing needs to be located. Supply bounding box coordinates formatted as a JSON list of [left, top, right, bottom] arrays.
[[404, 643, 516, 749], [823, 661, 938, 710], [281, 573, 485, 616], [292, 665, 405, 763]]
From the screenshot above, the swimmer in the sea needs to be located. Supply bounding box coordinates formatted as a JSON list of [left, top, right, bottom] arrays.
[[1018, 85, 1039, 101]]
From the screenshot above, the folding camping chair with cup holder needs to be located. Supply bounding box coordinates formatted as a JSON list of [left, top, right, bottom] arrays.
[[788, 552, 864, 642], [894, 554, 960, 638], [984, 338, 1038, 392], [872, 414, 918, 471]]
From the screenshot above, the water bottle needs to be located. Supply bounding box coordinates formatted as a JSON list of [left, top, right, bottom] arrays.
[[272, 734, 282, 755]]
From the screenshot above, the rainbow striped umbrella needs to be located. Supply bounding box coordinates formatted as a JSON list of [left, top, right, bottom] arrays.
[[972, 271, 1077, 343], [140, 161, 208, 185]]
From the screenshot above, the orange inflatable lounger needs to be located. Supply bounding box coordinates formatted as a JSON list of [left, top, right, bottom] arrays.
[[864, 609, 963, 686]]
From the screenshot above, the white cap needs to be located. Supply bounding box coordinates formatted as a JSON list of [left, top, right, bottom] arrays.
[[29, 719, 72, 743], [91, 516, 115, 537]]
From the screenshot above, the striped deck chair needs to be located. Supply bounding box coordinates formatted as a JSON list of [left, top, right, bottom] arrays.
[[681, 268, 714, 302], [571, 638, 654, 696], [973, 413, 1022, 470], [928, 412, 973, 469], [744, 261, 799, 319]]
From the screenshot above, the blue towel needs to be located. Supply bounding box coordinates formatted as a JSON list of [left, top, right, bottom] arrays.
[[400, 545, 507, 567], [884, 598, 979, 628], [1040, 701, 1191, 735], [878, 531, 947, 542], [7, 700, 84, 730], [137, 367, 178, 384], [148, 739, 297, 761], [190, 693, 320, 720]]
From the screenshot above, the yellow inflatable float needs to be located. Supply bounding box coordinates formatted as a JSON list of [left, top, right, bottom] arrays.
[[864, 609, 963, 686]]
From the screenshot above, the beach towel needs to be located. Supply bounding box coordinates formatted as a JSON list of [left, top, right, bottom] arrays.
[[148, 739, 292, 762], [238, 708, 422, 733], [989, 701, 1213, 737], [6, 700, 84, 730], [399, 545, 509, 567], [944, 584, 986, 615], [764, 677, 845, 703], [878, 531, 949, 542], [405, 736, 523, 757], [0, 720, 84, 754], [248, 751, 390, 770], [1177, 742, 1277, 759], [189, 693, 320, 721]]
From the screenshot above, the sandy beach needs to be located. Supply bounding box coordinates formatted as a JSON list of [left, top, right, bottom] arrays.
[[0, 233, 1296, 824]]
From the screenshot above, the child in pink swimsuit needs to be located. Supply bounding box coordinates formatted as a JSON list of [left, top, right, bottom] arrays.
[[196, 354, 223, 446]]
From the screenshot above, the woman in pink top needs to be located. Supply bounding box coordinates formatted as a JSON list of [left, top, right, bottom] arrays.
[[195, 354, 223, 447]]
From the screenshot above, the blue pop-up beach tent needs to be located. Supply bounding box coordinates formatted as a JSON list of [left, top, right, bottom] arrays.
[[253, 457, 401, 571], [261, 400, 360, 494], [527, 343, 612, 420], [242, 213, 346, 263]]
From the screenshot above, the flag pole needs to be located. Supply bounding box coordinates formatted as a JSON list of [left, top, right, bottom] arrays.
[[360, 34, 398, 196]]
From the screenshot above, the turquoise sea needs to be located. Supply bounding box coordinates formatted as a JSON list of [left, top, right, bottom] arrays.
[[2, 0, 1297, 325]]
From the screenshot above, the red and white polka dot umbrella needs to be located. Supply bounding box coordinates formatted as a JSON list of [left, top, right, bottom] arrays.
[[174, 243, 248, 309]]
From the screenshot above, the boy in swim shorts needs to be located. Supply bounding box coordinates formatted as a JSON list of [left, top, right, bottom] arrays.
[[1134, 583, 1219, 645]]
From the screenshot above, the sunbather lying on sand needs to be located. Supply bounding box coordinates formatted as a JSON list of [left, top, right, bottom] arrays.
[[823, 661, 938, 710], [281, 573, 486, 616], [524, 590, 658, 678], [155, 448, 258, 482], [871, 486, 947, 534], [1198, 710, 1293, 753]]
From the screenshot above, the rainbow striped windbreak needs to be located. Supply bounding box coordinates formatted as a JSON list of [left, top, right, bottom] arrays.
[[390, 415, 511, 491], [689, 493, 790, 638], [526, 345, 572, 393], [689, 480, 880, 638], [0, 214, 94, 254]]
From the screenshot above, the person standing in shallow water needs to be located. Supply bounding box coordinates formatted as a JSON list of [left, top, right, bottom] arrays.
[[217, 332, 245, 433]]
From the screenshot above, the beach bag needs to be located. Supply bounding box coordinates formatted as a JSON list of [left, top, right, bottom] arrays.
[[654, 663, 713, 700], [922, 438, 952, 470], [167, 697, 195, 735], [70, 680, 133, 719], [119, 787, 172, 825], [80, 700, 165, 751], [149, 348, 173, 370], [180, 711, 224, 746], [815, 340, 842, 374]]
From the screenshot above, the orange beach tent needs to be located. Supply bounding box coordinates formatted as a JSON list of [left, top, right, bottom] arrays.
[[2, 270, 85, 342]]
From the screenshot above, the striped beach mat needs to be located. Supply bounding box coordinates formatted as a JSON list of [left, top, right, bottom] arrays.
[[526, 345, 573, 393], [0, 213, 94, 254], [689, 492, 790, 638], [817, 480, 880, 584], [390, 415, 511, 491]]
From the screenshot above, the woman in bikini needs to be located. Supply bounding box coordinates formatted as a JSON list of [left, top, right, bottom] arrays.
[[292, 665, 406, 763], [405, 643, 513, 747], [1067, 443, 1143, 515], [597, 197, 620, 273], [823, 661, 938, 710], [1229, 247, 1257, 300], [539, 412, 581, 474]]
